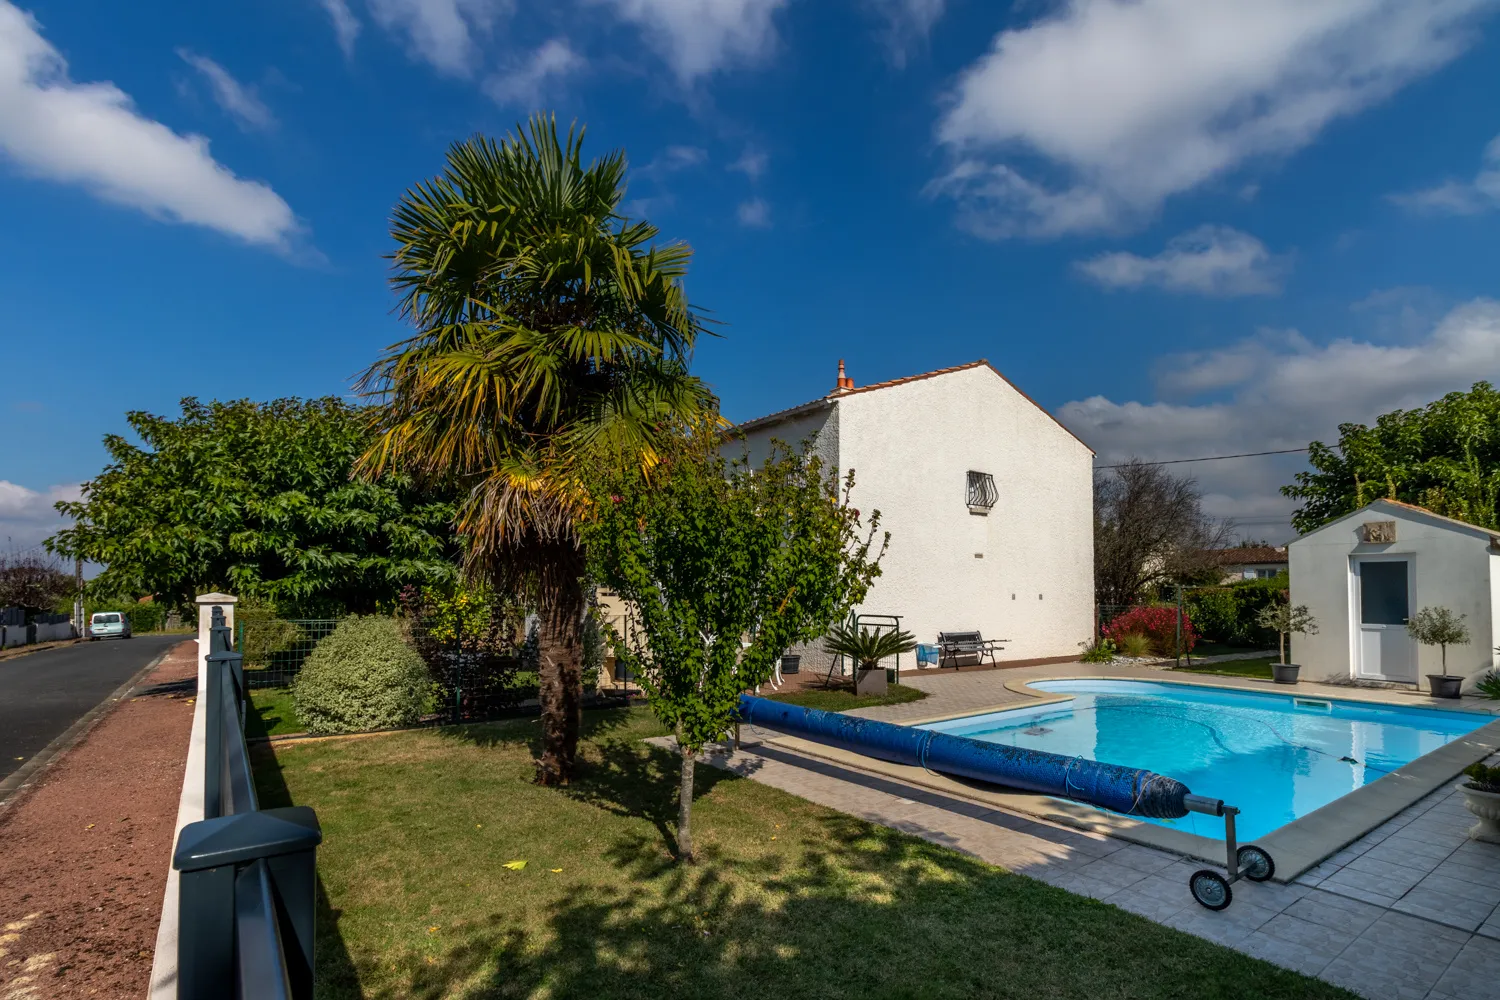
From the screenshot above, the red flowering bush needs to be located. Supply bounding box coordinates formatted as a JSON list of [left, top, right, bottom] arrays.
[[1103, 605, 1198, 655]]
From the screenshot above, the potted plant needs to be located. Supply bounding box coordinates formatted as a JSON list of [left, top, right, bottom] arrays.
[[824, 622, 917, 696], [1254, 600, 1318, 684], [1458, 762, 1500, 843], [1407, 606, 1470, 699]]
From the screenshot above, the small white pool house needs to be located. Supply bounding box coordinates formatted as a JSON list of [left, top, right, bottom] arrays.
[[1288, 499, 1500, 690]]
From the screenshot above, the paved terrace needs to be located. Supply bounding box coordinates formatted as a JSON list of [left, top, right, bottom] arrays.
[[704, 662, 1500, 1000]]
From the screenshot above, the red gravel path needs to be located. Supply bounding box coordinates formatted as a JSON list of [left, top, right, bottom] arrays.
[[0, 641, 197, 1000]]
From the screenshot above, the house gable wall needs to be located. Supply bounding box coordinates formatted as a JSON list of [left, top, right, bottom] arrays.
[[832, 364, 1094, 662]]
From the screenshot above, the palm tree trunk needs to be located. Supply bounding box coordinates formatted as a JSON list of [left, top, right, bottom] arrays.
[[677, 736, 696, 864], [535, 550, 585, 786]]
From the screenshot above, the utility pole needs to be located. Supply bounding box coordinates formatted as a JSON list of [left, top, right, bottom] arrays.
[[74, 556, 83, 639]]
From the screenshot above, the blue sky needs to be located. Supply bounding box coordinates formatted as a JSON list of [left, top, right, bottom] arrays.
[[3, 0, 1500, 551]]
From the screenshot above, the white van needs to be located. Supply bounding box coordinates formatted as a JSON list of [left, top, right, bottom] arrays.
[[89, 611, 132, 640]]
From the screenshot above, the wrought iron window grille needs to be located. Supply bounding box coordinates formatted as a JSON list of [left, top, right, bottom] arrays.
[[967, 471, 997, 514]]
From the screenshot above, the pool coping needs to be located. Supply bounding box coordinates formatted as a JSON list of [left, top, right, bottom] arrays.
[[756, 674, 1500, 882]]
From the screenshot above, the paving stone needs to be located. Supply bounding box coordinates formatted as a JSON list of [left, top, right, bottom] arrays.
[[1430, 935, 1500, 1000], [1390, 888, 1493, 933], [1285, 889, 1388, 934], [1257, 912, 1361, 953], [1237, 928, 1340, 977], [1413, 871, 1500, 907]]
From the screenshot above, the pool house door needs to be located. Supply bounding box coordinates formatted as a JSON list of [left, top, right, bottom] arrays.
[[1354, 558, 1415, 683]]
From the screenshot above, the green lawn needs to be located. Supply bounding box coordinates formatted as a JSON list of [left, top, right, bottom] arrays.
[[1190, 642, 1273, 658], [1171, 656, 1276, 680], [248, 686, 303, 738], [253, 706, 1352, 1000], [765, 683, 929, 712]]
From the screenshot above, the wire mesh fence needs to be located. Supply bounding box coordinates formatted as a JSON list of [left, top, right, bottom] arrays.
[[236, 614, 595, 724]]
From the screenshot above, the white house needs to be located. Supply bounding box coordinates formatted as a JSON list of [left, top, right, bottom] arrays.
[[732, 360, 1095, 673], [1289, 499, 1500, 688]]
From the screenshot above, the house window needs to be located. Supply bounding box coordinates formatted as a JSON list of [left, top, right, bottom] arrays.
[[966, 471, 997, 515]]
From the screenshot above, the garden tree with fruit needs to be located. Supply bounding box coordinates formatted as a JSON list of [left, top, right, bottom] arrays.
[[1094, 459, 1231, 607], [582, 438, 888, 862], [46, 397, 459, 616], [1406, 606, 1470, 675], [1285, 381, 1500, 532], [359, 116, 719, 786]]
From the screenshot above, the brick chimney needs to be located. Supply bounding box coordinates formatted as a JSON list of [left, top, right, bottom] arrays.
[[834, 359, 854, 392]]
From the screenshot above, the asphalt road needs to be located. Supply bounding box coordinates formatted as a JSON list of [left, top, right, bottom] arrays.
[[0, 634, 187, 782]]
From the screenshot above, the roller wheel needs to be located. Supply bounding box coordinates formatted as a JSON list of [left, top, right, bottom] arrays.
[[1189, 869, 1232, 910], [1237, 846, 1275, 883]]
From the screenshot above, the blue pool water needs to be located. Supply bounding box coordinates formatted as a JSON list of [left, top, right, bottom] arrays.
[[918, 679, 1492, 841]]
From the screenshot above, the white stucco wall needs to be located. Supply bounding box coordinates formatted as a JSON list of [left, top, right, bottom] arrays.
[[1289, 502, 1499, 684], [738, 365, 1095, 668]]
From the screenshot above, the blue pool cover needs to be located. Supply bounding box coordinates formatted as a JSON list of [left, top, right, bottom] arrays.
[[736, 695, 1192, 819]]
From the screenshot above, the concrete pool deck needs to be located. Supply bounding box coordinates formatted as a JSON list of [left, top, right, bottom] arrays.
[[707, 662, 1500, 999]]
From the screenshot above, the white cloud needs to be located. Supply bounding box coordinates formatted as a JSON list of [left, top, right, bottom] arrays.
[[728, 146, 767, 181], [638, 144, 707, 178], [0, 3, 300, 249], [1058, 299, 1500, 535], [736, 196, 770, 227], [177, 50, 276, 132], [0, 481, 79, 552], [367, 0, 510, 76], [867, 0, 945, 64], [1391, 133, 1500, 215], [933, 0, 1494, 238], [600, 0, 788, 81], [318, 0, 362, 58], [484, 38, 584, 106], [1075, 226, 1286, 296]]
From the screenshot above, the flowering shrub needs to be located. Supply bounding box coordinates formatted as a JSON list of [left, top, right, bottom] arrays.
[[1103, 605, 1198, 655]]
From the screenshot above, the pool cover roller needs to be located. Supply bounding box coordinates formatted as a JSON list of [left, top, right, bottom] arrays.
[[736, 695, 1191, 820]]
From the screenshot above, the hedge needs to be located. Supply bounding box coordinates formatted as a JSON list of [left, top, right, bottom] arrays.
[[1184, 576, 1286, 648]]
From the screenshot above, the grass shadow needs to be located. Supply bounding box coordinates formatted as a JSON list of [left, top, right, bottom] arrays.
[[249, 741, 361, 996]]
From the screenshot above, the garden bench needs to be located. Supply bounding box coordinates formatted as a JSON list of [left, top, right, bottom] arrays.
[[936, 631, 1006, 669]]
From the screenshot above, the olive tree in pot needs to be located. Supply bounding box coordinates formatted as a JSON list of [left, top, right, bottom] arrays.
[[1254, 600, 1318, 684], [1458, 763, 1500, 843], [824, 622, 917, 696], [1406, 606, 1470, 699]]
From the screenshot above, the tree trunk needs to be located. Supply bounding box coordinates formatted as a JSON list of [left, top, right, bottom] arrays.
[[677, 738, 696, 864], [535, 550, 585, 787], [1279, 631, 1286, 664]]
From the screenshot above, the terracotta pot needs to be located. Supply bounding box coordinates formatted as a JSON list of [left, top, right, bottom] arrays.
[[1271, 662, 1300, 684], [855, 667, 887, 696], [1458, 783, 1500, 843], [1427, 674, 1463, 699]]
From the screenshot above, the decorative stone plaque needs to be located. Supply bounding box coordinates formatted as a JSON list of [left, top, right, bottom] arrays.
[[1361, 521, 1396, 543]]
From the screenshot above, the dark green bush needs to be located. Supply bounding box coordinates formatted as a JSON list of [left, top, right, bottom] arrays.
[[294, 616, 431, 734], [1185, 576, 1285, 647]]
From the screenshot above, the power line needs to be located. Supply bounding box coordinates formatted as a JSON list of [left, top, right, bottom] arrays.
[[1095, 447, 1309, 470]]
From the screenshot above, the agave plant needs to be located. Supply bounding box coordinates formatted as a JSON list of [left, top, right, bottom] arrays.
[[824, 622, 917, 672]]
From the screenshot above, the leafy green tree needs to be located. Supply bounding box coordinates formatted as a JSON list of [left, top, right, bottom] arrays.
[[359, 116, 719, 786], [1254, 600, 1318, 664], [1406, 606, 1471, 674], [1285, 382, 1500, 532], [47, 397, 459, 615], [583, 439, 887, 862]]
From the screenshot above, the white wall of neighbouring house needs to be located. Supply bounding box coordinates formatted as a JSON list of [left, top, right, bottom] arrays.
[[834, 365, 1094, 665], [1290, 501, 1498, 686]]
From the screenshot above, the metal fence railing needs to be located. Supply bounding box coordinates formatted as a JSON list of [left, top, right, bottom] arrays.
[[238, 618, 339, 689], [173, 606, 322, 999], [239, 614, 549, 723]]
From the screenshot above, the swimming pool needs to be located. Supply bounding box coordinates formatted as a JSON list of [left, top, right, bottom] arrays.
[[918, 679, 1492, 841]]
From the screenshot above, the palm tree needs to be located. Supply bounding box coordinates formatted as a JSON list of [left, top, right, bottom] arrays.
[[823, 622, 917, 673], [358, 115, 719, 785]]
